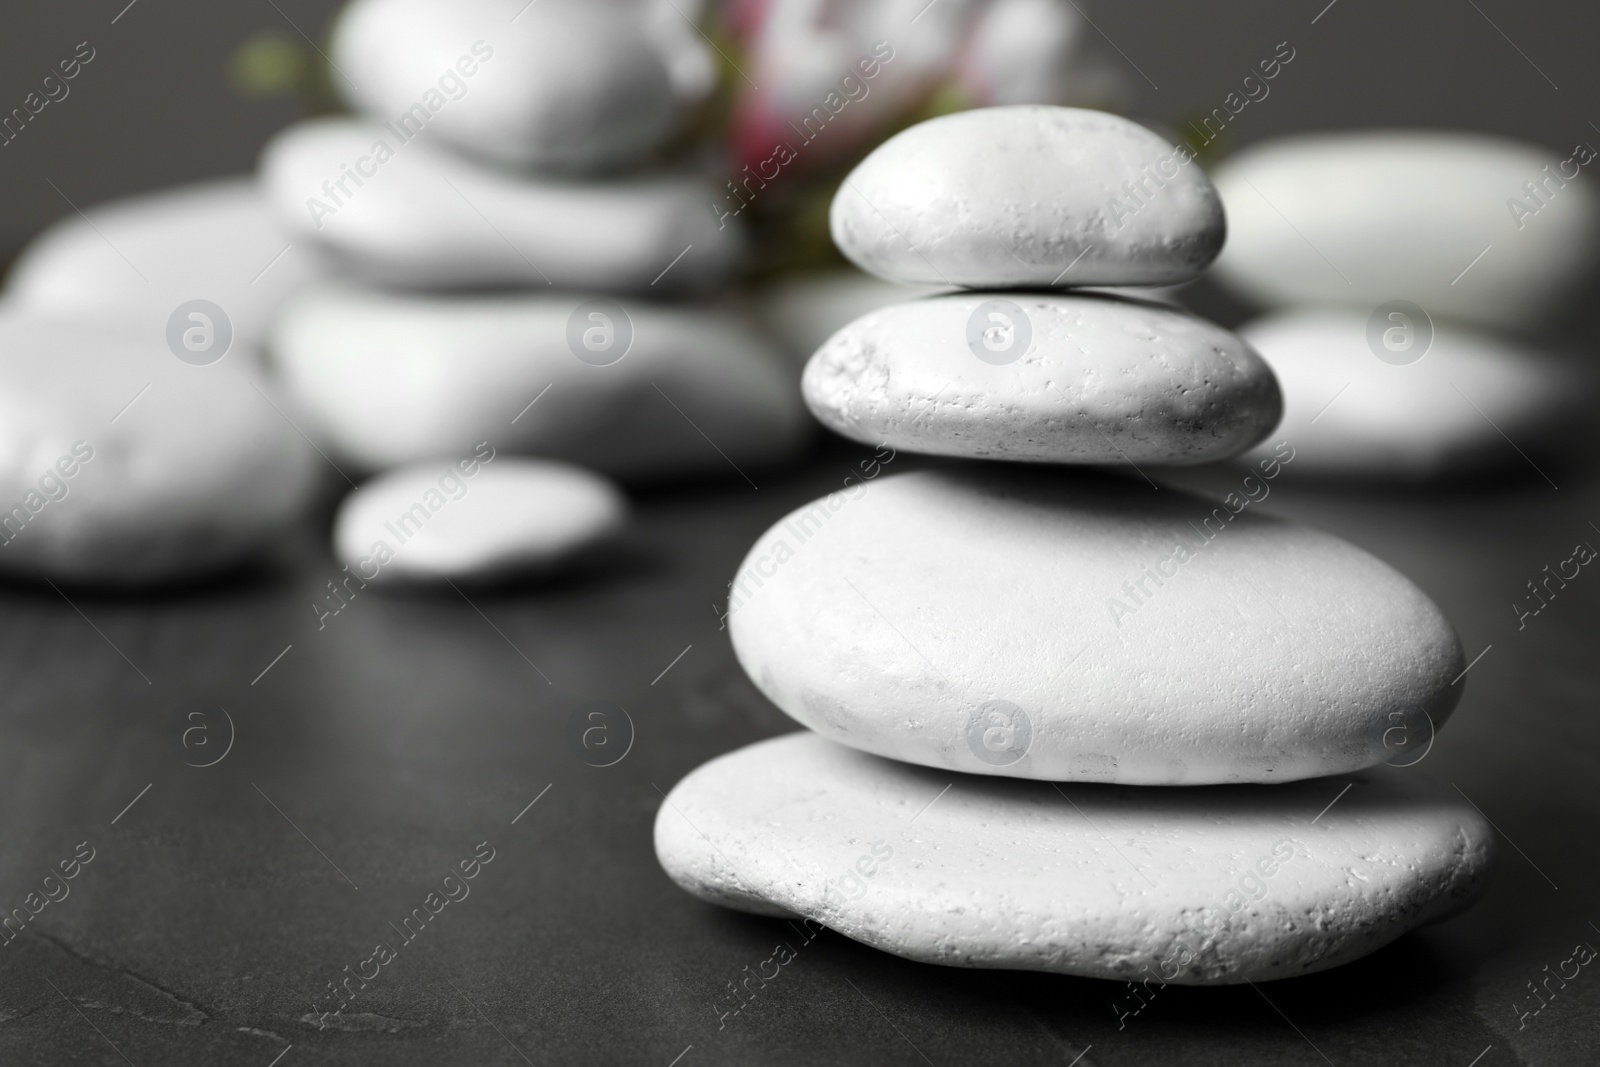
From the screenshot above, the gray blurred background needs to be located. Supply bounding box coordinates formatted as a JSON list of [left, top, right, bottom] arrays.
[[3, 0, 1596, 261]]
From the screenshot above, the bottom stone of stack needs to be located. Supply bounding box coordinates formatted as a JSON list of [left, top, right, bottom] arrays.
[[654, 733, 1495, 986]]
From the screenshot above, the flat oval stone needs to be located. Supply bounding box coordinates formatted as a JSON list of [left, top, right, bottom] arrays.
[[802, 291, 1281, 464], [3, 177, 324, 353], [333, 0, 680, 174], [1236, 310, 1588, 480], [727, 466, 1463, 784], [271, 285, 809, 479], [1211, 131, 1600, 332], [655, 733, 1496, 984], [258, 118, 741, 292], [334, 458, 626, 584], [0, 316, 319, 585], [831, 106, 1225, 288]]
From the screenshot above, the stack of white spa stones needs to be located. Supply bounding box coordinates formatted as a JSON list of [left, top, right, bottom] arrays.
[[656, 107, 1497, 985], [0, 0, 807, 588], [258, 0, 807, 584]]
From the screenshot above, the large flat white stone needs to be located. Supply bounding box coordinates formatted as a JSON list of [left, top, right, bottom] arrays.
[[728, 466, 1463, 784], [656, 733, 1495, 985]]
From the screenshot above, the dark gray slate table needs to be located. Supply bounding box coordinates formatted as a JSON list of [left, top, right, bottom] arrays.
[[0, 432, 1595, 1067]]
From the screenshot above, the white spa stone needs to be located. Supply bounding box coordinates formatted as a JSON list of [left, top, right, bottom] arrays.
[[1236, 309, 1588, 480], [0, 316, 319, 585], [332, 0, 681, 174], [802, 291, 1281, 464], [270, 285, 809, 479], [259, 118, 741, 292], [654, 733, 1496, 985], [727, 466, 1464, 784], [334, 458, 626, 584], [2, 177, 324, 353], [1211, 131, 1600, 332], [831, 106, 1225, 288]]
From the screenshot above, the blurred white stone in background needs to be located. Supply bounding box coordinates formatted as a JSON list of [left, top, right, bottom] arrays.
[[334, 457, 627, 585], [1, 177, 325, 355], [270, 285, 808, 479], [0, 315, 319, 585], [956, 0, 1134, 108], [1238, 309, 1589, 480], [1211, 131, 1600, 333], [332, 0, 700, 174], [260, 119, 742, 292], [641, 0, 717, 109]]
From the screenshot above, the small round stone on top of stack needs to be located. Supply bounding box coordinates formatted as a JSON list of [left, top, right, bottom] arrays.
[[655, 106, 1494, 986]]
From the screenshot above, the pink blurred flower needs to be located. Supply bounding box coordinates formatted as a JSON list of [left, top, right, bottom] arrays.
[[722, 0, 1131, 172]]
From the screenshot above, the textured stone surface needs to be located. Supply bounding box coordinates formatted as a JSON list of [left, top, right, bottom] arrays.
[[270, 285, 808, 480], [1236, 309, 1589, 479], [802, 291, 1280, 463], [0, 315, 319, 585], [655, 733, 1496, 985], [831, 106, 1225, 287], [728, 466, 1464, 783], [259, 118, 740, 292], [2, 177, 324, 353], [334, 457, 627, 585], [1211, 131, 1600, 331], [332, 0, 685, 173]]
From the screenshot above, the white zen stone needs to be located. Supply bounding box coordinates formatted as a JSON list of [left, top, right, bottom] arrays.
[[727, 467, 1464, 784], [1238, 310, 1586, 480], [259, 118, 740, 292], [332, 0, 681, 174], [0, 316, 319, 585], [655, 733, 1495, 985], [1211, 131, 1600, 332], [2, 177, 323, 352], [831, 106, 1225, 288], [334, 458, 626, 584], [803, 291, 1281, 464], [270, 285, 809, 479]]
